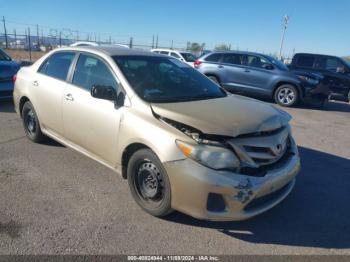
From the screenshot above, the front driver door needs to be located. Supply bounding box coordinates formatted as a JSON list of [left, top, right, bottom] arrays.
[[63, 53, 122, 165]]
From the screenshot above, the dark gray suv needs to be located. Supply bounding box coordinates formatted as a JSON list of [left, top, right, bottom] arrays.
[[195, 51, 328, 107]]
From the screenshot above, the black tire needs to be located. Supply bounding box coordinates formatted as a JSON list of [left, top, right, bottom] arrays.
[[127, 149, 173, 217], [348, 90, 350, 103], [207, 75, 220, 86], [274, 84, 299, 107], [22, 101, 45, 143]]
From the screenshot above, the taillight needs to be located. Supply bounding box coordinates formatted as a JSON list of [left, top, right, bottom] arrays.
[[194, 60, 202, 69], [12, 74, 17, 82]]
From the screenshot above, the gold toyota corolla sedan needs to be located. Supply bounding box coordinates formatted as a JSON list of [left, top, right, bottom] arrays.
[[13, 46, 300, 221]]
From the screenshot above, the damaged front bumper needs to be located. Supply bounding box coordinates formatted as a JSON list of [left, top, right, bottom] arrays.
[[164, 140, 300, 221], [302, 81, 330, 103]]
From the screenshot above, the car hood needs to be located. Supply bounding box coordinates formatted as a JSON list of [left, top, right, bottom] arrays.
[[0, 60, 20, 79], [151, 95, 291, 137]]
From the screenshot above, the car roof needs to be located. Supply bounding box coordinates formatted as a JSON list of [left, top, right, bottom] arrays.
[[59, 46, 164, 57], [204, 50, 269, 57], [151, 48, 185, 52], [294, 52, 339, 58]]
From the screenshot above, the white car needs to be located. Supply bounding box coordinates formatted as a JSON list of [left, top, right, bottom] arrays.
[[150, 48, 197, 67], [70, 41, 99, 47], [70, 42, 129, 49]]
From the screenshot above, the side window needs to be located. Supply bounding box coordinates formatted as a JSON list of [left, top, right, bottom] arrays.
[[204, 53, 222, 62], [39, 52, 75, 81], [160, 51, 169, 55], [246, 55, 270, 68], [317, 57, 344, 72], [296, 55, 315, 68], [222, 54, 243, 65], [170, 52, 181, 59], [72, 54, 118, 91]]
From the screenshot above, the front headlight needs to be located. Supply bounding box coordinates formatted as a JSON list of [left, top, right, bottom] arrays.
[[297, 75, 319, 85], [176, 140, 240, 170]]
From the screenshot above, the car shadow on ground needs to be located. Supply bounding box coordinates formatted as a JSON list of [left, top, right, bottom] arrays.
[[0, 100, 15, 113], [165, 146, 350, 249], [296, 100, 350, 113]]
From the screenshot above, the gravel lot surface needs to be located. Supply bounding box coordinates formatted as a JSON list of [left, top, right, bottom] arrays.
[[0, 100, 349, 255]]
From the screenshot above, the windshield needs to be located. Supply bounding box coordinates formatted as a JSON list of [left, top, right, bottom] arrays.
[[0, 49, 11, 61], [266, 56, 289, 71], [180, 52, 197, 62], [113, 55, 226, 103]]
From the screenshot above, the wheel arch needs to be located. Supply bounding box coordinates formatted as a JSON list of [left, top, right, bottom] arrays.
[[19, 96, 30, 117], [121, 143, 152, 179], [273, 81, 303, 99], [204, 73, 221, 84]]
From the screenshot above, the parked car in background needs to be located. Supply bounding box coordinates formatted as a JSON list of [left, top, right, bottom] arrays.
[[0, 49, 20, 100], [70, 42, 129, 49], [151, 48, 197, 67], [195, 51, 328, 107], [13, 46, 300, 221], [289, 53, 350, 102]]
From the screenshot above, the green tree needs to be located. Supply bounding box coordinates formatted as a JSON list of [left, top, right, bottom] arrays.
[[214, 43, 231, 51]]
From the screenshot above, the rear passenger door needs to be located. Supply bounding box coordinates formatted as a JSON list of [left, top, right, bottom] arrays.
[[220, 53, 247, 92], [62, 53, 122, 165], [34, 51, 76, 135]]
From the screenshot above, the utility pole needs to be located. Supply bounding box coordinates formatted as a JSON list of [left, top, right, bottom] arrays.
[[152, 35, 154, 49], [129, 37, 133, 48], [155, 35, 158, 48], [171, 40, 173, 49], [36, 24, 40, 46], [278, 15, 289, 60], [13, 29, 17, 48], [28, 27, 32, 62], [2, 16, 8, 48]]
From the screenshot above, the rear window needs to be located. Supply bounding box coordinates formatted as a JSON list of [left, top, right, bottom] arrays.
[[296, 55, 315, 68], [39, 52, 75, 81], [222, 54, 244, 65], [204, 53, 222, 62]]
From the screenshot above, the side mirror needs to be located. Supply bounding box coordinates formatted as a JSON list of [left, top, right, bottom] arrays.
[[336, 66, 345, 74], [262, 64, 274, 70], [115, 92, 125, 108], [91, 85, 116, 101]]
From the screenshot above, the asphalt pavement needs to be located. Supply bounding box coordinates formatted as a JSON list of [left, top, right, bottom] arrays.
[[0, 100, 349, 255]]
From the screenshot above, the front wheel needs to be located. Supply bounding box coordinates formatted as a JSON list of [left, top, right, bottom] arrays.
[[274, 84, 299, 107], [127, 149, 173, 217], [22, 101, 45, 143]]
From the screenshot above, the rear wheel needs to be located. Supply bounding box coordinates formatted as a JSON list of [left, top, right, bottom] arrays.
[[207, 75, 220, 86], [127, 149, 173, 217], [22, 101, 45, 143], [274, 84, 299, 107]]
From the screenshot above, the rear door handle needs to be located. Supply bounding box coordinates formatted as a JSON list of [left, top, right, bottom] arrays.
[[64, 93, 74, 101], [32, 80, 39, 86], [218, 65, 224, 68], [244, 69, 250, 73]]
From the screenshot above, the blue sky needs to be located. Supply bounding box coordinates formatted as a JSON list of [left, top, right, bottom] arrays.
[[1, 0, 349, 57]]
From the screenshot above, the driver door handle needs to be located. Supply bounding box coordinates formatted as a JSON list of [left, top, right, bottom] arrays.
[[218, 65, 224, 68], [64, 93, 74, 101], [244, 69, 250, 72]]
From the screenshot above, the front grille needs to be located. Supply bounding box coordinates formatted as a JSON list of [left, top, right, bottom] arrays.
[[228, 126, 291, 176]]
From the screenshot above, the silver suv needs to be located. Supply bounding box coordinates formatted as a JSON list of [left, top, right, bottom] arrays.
[[13, 46, 300, 221], [195, 51, 326, 107]]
